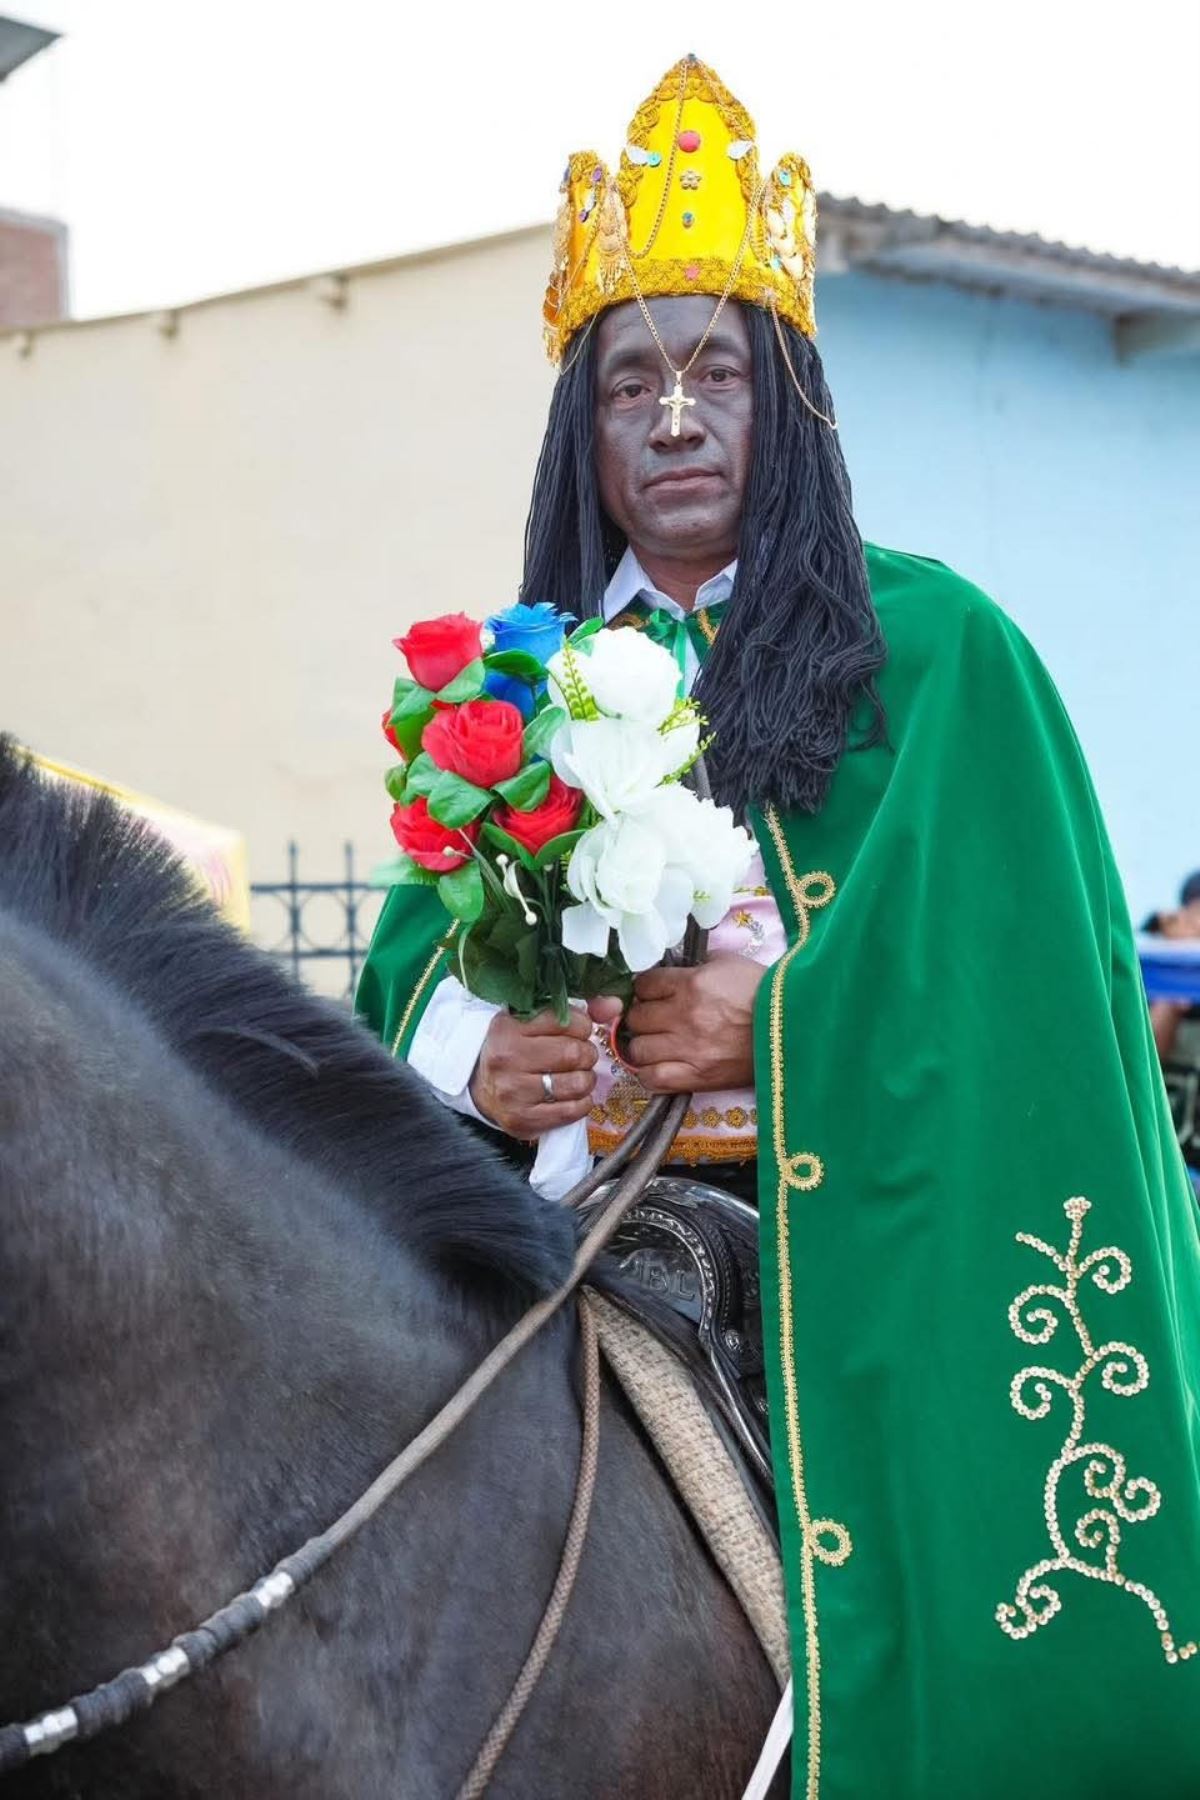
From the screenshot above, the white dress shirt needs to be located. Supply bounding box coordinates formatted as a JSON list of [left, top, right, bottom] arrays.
[[406, 550, 738, 1197]]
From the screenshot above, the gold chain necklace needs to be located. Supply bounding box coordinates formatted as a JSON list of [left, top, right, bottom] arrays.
[[622, 178, 764, 435]]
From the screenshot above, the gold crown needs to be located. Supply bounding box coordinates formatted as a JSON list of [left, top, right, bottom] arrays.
[[543, 54, 818, 365]]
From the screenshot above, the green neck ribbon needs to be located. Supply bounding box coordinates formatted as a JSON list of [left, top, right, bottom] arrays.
[[613, 597, 728, 691]]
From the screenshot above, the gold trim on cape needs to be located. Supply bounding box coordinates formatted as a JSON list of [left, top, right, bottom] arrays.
[[763, 806, 850, 1798], [390, 925, 460, 1059]]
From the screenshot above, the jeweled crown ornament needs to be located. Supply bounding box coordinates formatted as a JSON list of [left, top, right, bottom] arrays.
[[543, 53, 818, 368]]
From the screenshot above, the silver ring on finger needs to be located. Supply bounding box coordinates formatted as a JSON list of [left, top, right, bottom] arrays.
[[541, 1071, 556, 1102]]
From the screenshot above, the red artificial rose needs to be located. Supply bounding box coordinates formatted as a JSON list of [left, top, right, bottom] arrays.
[[390, 797, 479, 873], [381, 708, 404, 756], [493, 775, 584, 854], [423, 698, 525, 790], [394, 613, 483, 693]]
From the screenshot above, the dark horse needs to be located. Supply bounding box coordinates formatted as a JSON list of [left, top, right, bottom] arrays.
[[0, 742, 778, 1798]]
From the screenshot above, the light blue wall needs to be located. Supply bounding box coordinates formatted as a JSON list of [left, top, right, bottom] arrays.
[[816, 273, 1199, 923]]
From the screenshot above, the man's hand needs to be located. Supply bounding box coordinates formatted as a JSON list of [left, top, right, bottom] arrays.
[[592, 958, 766, 1093], [470, 1007, 599, 1138]]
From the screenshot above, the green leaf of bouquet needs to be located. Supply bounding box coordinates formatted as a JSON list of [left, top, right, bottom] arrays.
[[522, 704, 567, 760], [402, 751, 438, 799], [515, 929, 540, 987], [383, 764, 408, 802], [548, 980, 571, 1027], [391, 712, 429, 763], [437, 860, 484, 923], [460, 930, 535, 1013], [481, 819, 538, 871], [568, 617, 605, 645], [436, 658, 486, 703], [481, 912, 533, 956], [571, 949, 634, 1004], [393, 680, 435, 722], [494, 760, 551, 812], [538, 940, 573, 1026], [483, 649, 546, 681], [367, 852, 440, 890], [532, 827, 584, 870], [427, 769, 492, 828]]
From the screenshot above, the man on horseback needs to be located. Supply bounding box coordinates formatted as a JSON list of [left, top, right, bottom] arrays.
[[359, 55, 1200, 1799], [358, 58, 876, 1208]]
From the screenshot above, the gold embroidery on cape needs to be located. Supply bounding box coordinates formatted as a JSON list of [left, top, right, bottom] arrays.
[[998, 1195, 1198, 1664], [763, 805, 849, 1799], [390, 925, 460, 1059]]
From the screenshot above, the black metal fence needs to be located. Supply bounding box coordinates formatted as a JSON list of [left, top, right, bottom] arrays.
[[251, 842, 384, 1003]]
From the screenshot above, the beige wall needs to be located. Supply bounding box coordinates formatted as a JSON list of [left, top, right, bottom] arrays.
[[2, 226, 555, 881]]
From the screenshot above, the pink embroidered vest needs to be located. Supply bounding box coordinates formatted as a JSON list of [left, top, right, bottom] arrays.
[[586, 849, 785, 1166]]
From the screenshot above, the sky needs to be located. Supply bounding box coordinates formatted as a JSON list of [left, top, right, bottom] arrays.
[[2, 0, 1199, 319]]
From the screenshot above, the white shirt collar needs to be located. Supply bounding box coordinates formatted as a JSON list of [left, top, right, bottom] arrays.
[[602, 545, 737, 622]]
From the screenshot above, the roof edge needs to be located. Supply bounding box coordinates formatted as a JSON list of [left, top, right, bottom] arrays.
[[2, 201, 1197, 343], [0, 220, 552, 341]]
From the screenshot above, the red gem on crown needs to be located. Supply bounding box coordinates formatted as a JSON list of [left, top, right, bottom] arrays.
[[677, 129, 702, 153]]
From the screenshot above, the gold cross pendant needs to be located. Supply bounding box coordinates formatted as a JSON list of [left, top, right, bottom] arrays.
[[659, 374, 696, 437]]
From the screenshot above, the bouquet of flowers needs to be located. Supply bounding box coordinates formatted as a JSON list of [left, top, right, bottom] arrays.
[[375, 603, 753, 1020]]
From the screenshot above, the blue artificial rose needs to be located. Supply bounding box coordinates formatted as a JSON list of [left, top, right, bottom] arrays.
[[486, 601, 572, 662], [484, 602, 574, 718]]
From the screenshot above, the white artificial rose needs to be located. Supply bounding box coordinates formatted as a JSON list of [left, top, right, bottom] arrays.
[[687, 804, 756, 927], [564, 818, 694, 972], [628, 781, 697, 860], [634, 785, 755, 927], [547, 627, 680, 727], [561, 900, 611, 959], [550, 717, 673, 820], [615, 866, 694, 970], [568, 814, 667, 918], [580, 627, 681, 725]]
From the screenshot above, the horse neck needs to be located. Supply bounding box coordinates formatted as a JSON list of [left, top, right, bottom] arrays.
[[1, 921, 778, 1796], [0, 918, 547, 1783]]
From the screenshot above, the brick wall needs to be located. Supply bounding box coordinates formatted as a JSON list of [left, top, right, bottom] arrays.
[[0, 208, 67, 326]]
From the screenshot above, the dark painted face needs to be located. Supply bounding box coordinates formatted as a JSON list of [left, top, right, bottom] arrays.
[[593, 296, 753, 566]]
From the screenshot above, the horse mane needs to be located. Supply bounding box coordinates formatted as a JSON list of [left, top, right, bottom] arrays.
[[0, 739, 573, 1296]]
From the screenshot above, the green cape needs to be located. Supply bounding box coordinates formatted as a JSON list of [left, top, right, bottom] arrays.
[[359, 547, 1200, 1796], [357, 879, 455, 1062]]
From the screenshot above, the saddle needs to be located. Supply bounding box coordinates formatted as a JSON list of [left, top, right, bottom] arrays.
[[583, 1175, 774, 1516]]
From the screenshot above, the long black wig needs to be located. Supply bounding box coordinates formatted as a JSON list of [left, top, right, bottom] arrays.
[[521, 304, 887, 817]]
